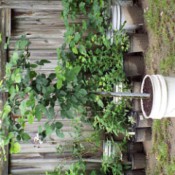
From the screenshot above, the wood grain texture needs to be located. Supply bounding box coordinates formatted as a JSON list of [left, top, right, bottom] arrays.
[[9, 38, 64, 50], [7, 2, 101, 174], [0, 1, 63, 10], [0, 8, 9, 175], [11, 162, 100, 175]]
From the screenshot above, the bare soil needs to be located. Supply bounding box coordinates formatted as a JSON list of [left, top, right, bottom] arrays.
[[142, 77, 153, 116]]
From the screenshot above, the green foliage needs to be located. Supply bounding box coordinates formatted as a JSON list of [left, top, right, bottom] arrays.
[[93, 101, 129, 138], [59, 0, 129, 92], [101, 140, 127, 175], [144, 0, 175, 75], [0, 36, 87, 155], [65, 161, 86, 175], [1, 2, 131, 175], [102, 155, 123, 175], [46, 161, 99, 175], [53, 0, 130, 173], [151, 119, 174, 175], [10, 141, 21, 154]]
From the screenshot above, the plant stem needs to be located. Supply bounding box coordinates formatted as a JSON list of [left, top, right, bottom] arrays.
[[91, 91, 150, 99]]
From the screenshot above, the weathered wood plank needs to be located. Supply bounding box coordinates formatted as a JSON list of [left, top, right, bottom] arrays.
[[0, 8, 9, 175], [10, 161, 100, 174], [25, 120, 93, 132], [9, 38, 64, 50], [11, 158, 100, 166], [11, 152, 73, 160], [13, 9, 62, 19], [12, 18, 82, 28], [9, 49, 58, 60], [0, 1, 63, 10], [10, 8, 86, 38], [6, 2, 102, 175], [11, 140, 102, 155], [5, 8, 11, 36], [13, 19, 65, 29], [11, 30, 66, 39], [27, 60, 58, 70], [26, 131, 96, 143]]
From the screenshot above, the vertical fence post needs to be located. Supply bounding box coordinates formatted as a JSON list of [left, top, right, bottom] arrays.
[[0, 6, 9, 175]]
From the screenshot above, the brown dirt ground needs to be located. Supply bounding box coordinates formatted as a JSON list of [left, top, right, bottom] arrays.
[[140, 0, 175, 174], [139, 0, 158, 173]]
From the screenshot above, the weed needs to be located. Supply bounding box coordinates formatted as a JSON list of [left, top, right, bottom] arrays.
[[144, 1, 175, 173], [160, 55, 175, 74]]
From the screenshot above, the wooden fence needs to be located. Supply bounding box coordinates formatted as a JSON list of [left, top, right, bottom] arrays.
[[0, 1, 102, 174]]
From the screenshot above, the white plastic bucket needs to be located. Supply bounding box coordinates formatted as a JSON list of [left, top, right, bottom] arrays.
[[111, 3, 143, 32], [103, 140, 122, 159], [112, 4, 121, 31], [141, 75, 175, 119]]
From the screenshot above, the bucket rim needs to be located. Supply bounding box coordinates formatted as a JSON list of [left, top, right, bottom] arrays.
[[141, 74, 167, 119]]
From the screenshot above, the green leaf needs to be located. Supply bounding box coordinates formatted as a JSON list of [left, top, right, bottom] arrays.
[[30, 64, 38, 68], [79, 89, 87, 96], [55, 122, 63, 129], [74, 32, 81, 43], [15, 35, 30, 50], [21, 133, 31, 141], [26, 94, 35, 107], [55, 65, 65, 89], [57, 48, 61, 59], [29, 71, 37, 79], [10, 142, 21, 154], [15, 73, 21, 83], [65, 66, 81, 82], [48, 73, 56, 80], [27, 114, 35, 124], [90, 171, 97, 175], [36, 59, 51, 65], [72, 46, 78, 54], [2, 103, 11, 119], [46, 107, 55, 120], [11, 69, 22, 83], [56, 129, 64, 138], [97, 99, 104, 108], [79, 2, 85, 11], [61, 108, 74, 119], [19, 100, 27, 116], [44, 123, 53, 136], [82, 20, 87, 31], [79, 45, 87, 56], [11, 52, 19, 65], [35, 104, 46, 121], [57, 79, 63, 89]]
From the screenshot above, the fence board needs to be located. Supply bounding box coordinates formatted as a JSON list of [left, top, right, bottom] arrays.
[[6, 1, 102, 174], [9, 38, 64, 49], [25, 120, 93, 132], [11, 162, 100, 175], [0, 8, 9, 175], [0, 1, 63, 10]]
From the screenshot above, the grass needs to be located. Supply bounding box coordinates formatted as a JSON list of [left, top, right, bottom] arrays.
[[144, 0, 175, 75], [151, 119, 171, 174], [144, 0, 175, 174]]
